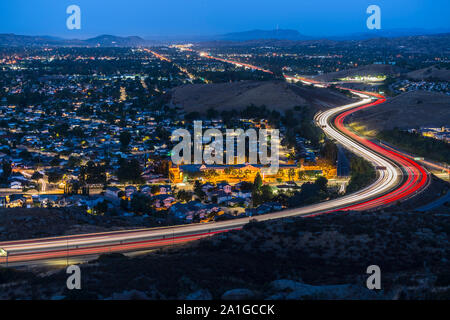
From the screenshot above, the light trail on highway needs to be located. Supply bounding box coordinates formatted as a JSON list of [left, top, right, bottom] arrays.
[[182, 47, 274, 74], [143, 48, 208, 83], [379, 141, 450, 175], [0, 60, 429, 267]]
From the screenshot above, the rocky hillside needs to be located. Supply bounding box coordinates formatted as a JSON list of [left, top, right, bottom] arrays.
[[0, 208, 163, 242]]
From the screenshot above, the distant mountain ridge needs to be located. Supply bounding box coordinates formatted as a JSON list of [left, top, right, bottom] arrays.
[[0, 34, 150, 47], [217, 29, 310, 41], [208, 28, 450, 41], [0, 29, 449, 47], [84, 35, 148, 46], [325, 28, 450, 40]]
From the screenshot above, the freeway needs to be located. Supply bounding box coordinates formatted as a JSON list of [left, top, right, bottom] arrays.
[[179, 46, 274, 74], [0, 76, 429, 266], [143, 48, 209, 83], [379, 140, 450, 176]]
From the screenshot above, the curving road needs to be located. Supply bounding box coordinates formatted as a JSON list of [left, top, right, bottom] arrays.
[[0, 76, 429, 266]]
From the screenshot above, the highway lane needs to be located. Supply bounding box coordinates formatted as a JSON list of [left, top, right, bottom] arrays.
[[0, 80, 429, 266], [332, 90, 428, 210], [379, 140, 450, 175], [179, 47, 274, 74]]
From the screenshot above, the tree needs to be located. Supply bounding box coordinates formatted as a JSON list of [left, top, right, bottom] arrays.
[[346, 156, 376, 194], [206, 108, 219, 119], [154, 126, 170, 141], [80, 161, 106, 184], [130, 193, 151, 215], [261, 185, 274, 202], [1, 160, 12, 182], [321, 140, 338, 164], [378, 129, 450, 164], [273, 191, 291, 207], [288, 168, 296, 181], [252, 173, 264, 206], [71, 126, 85, 138], [119, 131, 132, 149], [47, 170, 63, 183], [120, 198, 129, 211], [193, 180, 206, 200], [253, 173, 263, 191], [151, 185, 160, 195], [67, 156, 81, 168], [31, 171, 44, 181], [94, 200, 109, 215], [315, 176, 328, 193], [282, 109, 298, 128], [50, 156, 61, 167], [176, 190, 193, 202], [287, 178, 329, 208], [185, 112, 201, 122], [204, 169, 219, 181], [19, 150, 32, 160], [117, 158, 143, 184], [239, 181, 253, 191], [298, 171, 307, 180]]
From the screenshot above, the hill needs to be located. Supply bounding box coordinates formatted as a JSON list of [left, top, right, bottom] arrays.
[[0, 33, 150, 47], [1, 208, 449, 299], [0, 34, 79, 46], [217, 29, 310, 41], [350, 90, 450, 132], [169, 80, 353, 113], [84, 35, 147, 47], [406, 65, 450, 81]]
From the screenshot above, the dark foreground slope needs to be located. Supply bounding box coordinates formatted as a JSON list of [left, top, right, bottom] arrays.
[[0, 208, 162, 242], [1, 207, 449, 300]]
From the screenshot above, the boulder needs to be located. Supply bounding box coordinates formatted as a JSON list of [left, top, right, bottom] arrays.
[[109, 289, 149, 300], [221, 288, 255, 300], [186, 289, 213, 300], [269, 280, 381, 300]]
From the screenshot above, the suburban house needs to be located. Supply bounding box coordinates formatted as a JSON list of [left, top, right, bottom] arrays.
[[206, 190, 233, 204], [125, 185, 137, 198], [158, 185, 172, 195], [152, 194, 176, 210], [105, 186, 122, 199], [169, 201, 221, 222]]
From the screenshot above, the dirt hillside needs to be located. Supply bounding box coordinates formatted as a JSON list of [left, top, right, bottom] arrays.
[[406, 65, 450, 81], [350, 90, 450, 132], [170, 80, 353, 113]]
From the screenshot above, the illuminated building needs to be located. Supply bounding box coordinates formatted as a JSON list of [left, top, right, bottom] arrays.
[[169, 160, 336, 184]]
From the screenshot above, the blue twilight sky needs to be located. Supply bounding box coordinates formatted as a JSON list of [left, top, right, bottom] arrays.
[[0, 0, 449, 39]]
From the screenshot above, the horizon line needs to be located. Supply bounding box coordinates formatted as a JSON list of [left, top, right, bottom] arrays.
[[1, 27, 450, 41]]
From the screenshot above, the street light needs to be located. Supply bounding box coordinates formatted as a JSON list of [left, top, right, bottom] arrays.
[[0, 248, 8, 267]]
